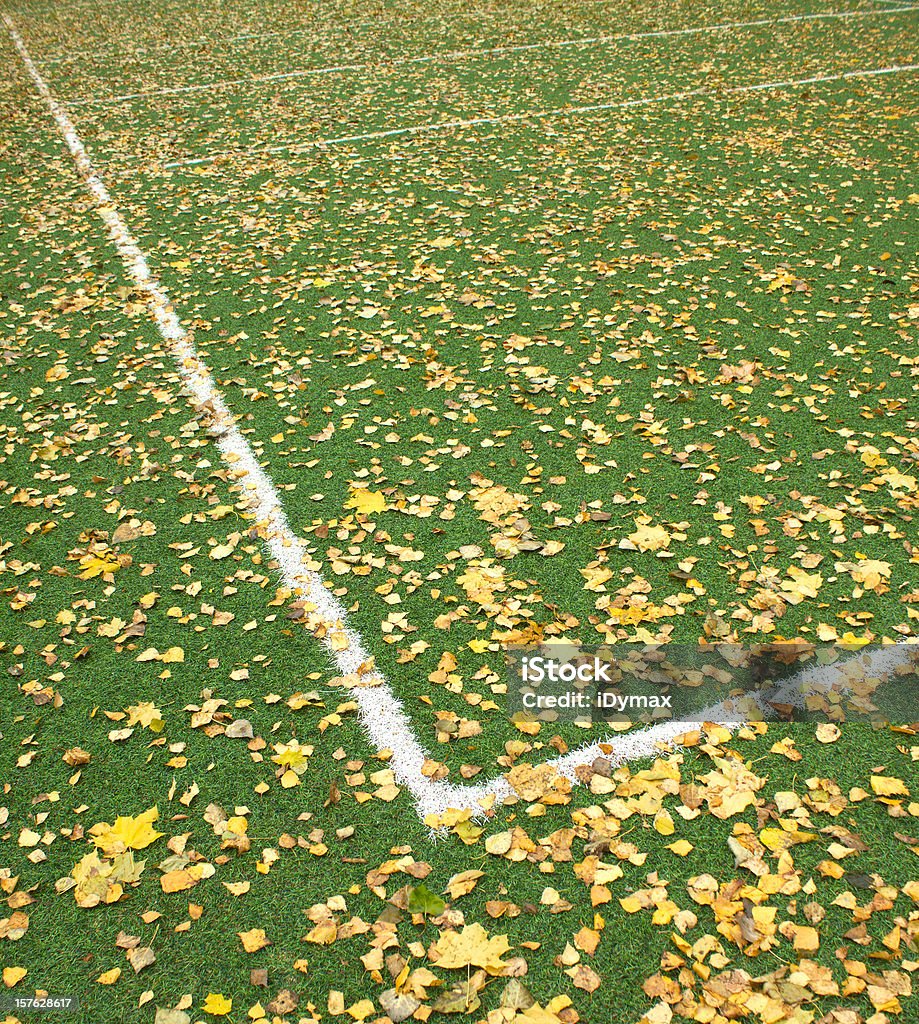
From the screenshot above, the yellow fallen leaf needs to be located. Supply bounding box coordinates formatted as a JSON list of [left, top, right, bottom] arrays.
[[653, 809, 675, 836], [787, 923, 820, 953], [760, 826, 817, 853], [96, 968, 121, 985], [446, 869, 484, 899], [626, 522, 671, 552], [434, 923, 511, 974], [767, 269, 796, 292], [394, 961, 411, 993], [125, 702, 164, 731], [871, 775, 909, 798], [540, 887, 561, 906], [347, 999, 375, 1021], [305, 920, 337, 945], [780, 565, 823, 603], [666, 840, 693, 857], [78, 553, 121, 579], [91, 806, 163, 855], [202, 993, 232, 1016], [238, 928, 270, 953], [346, 488, 386, 515], [485, 832, 513, 856], [160, 863, 214, 893], [2, 966, 26, 988]]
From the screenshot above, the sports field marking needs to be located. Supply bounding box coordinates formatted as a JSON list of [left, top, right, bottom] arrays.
[[163, 61, 919, 169], [69, 5, 919, 107], [33, 0, 896, 65], [5, 12, 915, 825], [2, 10, 476, 823]]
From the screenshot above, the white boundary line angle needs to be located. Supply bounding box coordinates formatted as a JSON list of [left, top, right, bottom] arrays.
[[69, 5, 919, 107], [1, 10, 483, 823], [5, 13, 916, 824], [163, 62, 919, 169]]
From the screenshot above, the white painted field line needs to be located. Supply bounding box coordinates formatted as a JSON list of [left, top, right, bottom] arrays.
[[70, 5, 919, 108], [163, 62, 919, 169], [37, 0, 910, 66], [6, 13, 916, 826], [545, 642, 917, 784], [2, 10, 491, 822]]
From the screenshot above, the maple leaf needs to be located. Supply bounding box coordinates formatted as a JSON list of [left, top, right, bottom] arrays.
[[625, 522, 671, 553], [90, 806, 163, 855], [125, 702, 164, 731], [78, 553, 121, 579], [434, 922, 511, 974], [201, 993, 232, 1015], [71, 852, 118, 907], [780, 565, 824, 604], [271, 740, 312, 787], [345, 488, 386, 515]]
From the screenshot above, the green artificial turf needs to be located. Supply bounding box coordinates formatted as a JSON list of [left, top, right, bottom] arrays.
[[1, 0, 917, 1021]]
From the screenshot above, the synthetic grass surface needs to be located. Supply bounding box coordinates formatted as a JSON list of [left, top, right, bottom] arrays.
[[1, 1, 918, 1022], [42, 61, 917, 763]]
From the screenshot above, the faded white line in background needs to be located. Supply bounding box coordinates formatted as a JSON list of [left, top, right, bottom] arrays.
[[164, 62, 919, 169], [71, 5, 919, 107]]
